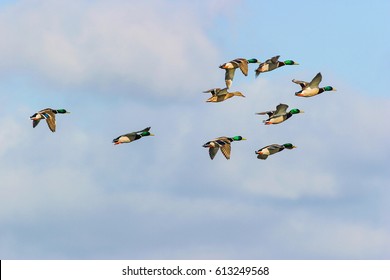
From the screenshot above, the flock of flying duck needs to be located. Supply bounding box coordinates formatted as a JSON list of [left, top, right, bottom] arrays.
[[202, 55, 336, 160], [29, 55, 336, 160]]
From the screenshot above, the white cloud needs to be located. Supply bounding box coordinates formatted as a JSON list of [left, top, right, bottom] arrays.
[[0, 0, 221, 96]]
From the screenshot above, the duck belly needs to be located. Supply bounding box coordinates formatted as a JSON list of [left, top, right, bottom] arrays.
[[298, 87, 319, 97], [118, 136, 132, 143], [266, 115, 285, 124], [260, 148, 271, 156]]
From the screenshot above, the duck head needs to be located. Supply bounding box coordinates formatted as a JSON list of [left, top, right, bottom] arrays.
[[231, 136, 247, 141], [140, 131, 154, 137], [290, 108, 304, 114], [54, 109, 70, 114], [283, 143, 297, 149], [284, 60, 299, 65], [323, 86, 336, 92]]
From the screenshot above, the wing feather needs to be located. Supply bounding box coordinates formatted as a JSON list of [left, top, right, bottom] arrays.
[[32, 119, 40, 128], [237, 60, 249, 76], [256, 111, 274, 118], [274, 104, 289, 116], [309, 72, 322, 88], [43, 111, 56, 132], [225, 69, 235, 88], [270, 55, 280, 64], [209, 147, 219, 160], [292, 79, 309, 89], [257, 154, 268, 160], [220, 143, 231, 159]]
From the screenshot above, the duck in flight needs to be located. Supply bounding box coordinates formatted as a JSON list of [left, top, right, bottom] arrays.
[[113, 127, 154, 145], [203, 136, 246, 160], [30, 108, 70, 132], [293, 72, 336, 97]]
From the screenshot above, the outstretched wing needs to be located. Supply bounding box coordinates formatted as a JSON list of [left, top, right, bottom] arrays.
[[274, 104, 289, 116], [257, 153, 268, 160], [292, 79, 309, 89], [256, 111, 275, 118], [203, 88, 222, 96], [219, 143, 231, 159], [213, 137, 232, 160], [237, 59, 249, 76], [270, 55, 280, 64], [215, 88, 228, 96], [266, 144, 284, 154], [32, 119, 41, 128], [45, 116, 56, 132], [39, 110, 56, 132], [308, 72, 322, 88], [225, 69, 236, 88], [209, 146, 219, 160]]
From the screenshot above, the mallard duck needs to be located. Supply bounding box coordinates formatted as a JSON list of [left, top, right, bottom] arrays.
[[203, 87, 245, 102], [113, 127, 154, 145], [256, 103, 303, 125], [203, 136, 246, 160], [255, 143, 296, 160], [255, 55, 299, 77], [30, 108, 70, 132], [219, 58, 259, 88], [293, 72, 336, 97]]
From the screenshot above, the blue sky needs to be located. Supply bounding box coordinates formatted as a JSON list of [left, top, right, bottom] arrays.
[[0, 0, 389, 259]]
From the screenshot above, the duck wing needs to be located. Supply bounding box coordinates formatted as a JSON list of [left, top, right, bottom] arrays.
[[308, 72, 322, 88], [39, 109, 56, 132], [45, 116, 56, 132], [257, 153, 268, 160], [266, 144, 284, 154], [213, 137, 232, 160], [203, 88, 222, 96], [220, 143, 231, 159], [273, 103, 289, 116], [256, 110, 275, 118], [215, 88, 228, 96], [209, 146, 220, 160], [39, 108, 54, 114], [270, 55, 280, 64], [32, 119, 41, 128], [237, 59, 249, 76], [225, 69, 236, 88], [292, 79, 309, 89]]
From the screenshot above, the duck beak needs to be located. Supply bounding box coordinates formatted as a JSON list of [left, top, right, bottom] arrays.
[[242, 138, 247, 140], [150, 133, 155, 136], [333, 88, 337, 91], [294, 62, 299, 65], [293, 146, 297, 149], [300, 110, 304, 113]]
